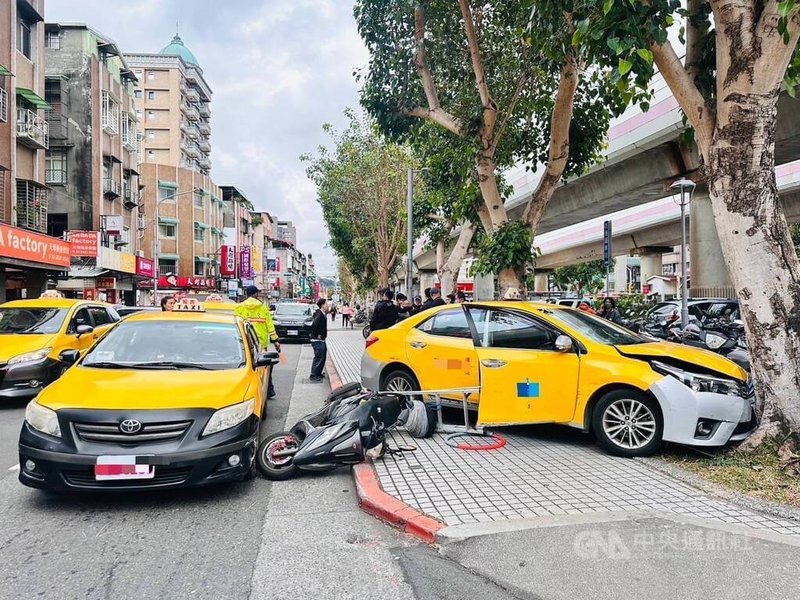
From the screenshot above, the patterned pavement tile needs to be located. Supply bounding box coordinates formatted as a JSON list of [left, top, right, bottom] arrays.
[[327, 325, 800, 537]]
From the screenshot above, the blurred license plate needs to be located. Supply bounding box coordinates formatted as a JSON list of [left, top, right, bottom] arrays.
[[287, 330, 298, 336], [94, 455, 155, 480]]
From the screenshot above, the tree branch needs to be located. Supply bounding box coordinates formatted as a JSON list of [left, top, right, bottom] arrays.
[[490, 70, 527, 155], [401, 107, 462, 135], [651, 39, 716, 153], [458, 0, 498, 142], [475, 203, 492, 231], [685, 0, 704, 84]]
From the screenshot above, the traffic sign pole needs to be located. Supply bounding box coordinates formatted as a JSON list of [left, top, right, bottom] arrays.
[[603, 220, 612, 297]]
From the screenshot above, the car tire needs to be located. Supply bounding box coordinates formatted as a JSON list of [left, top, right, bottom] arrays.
[[592, 389, 663, 457], [256, 432, 301, 480], [380, 369, 419, 395]]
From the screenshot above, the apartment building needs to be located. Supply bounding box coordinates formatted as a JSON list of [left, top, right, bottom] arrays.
[[125, 35, 212, 174], [0, 0, 71, 302]]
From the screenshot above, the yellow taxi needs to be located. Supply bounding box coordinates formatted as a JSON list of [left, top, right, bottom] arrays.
[[0, 298, 119, 401], [361, 302, 755, 457], [18, 299, 279, 491]]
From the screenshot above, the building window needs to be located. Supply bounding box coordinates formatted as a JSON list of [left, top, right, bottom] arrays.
[[15, 180, 48, 232], [147, 150, 155, 161], [147, 71, 155, 81], [17, 17, 32, 59], [194, 225, 204, 242], [194, 259, 205, 276], [158, 186, 176, 202], [147, 110, 155, 121], [45, 30, 60, 49], [194, 191, 204, 209], [47, 213, 68, 239], [45, 149, 67, 185], [147, 90, 156, 101], [159, 223, 176, 238], [158, 259, 176, 276], [101, 91, 119, 134], [134, 89, 142, 99]]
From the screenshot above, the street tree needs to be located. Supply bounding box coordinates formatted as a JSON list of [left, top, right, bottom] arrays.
[[578, 1, 800, 443], [303, 112, 413, 291], [551, 260, 607, 296], [355, 0, 623, 295]]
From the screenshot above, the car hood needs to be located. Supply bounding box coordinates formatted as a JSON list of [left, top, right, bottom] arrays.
[[37, 367, 254, 411], [615, 342, 746, 381], [0, 334, 55, 362]]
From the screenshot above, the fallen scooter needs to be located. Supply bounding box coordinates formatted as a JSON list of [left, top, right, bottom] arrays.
[[256, 383, 436, 480]]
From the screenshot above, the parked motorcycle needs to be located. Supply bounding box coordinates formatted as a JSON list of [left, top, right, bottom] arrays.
[[256, 383, 435, 480], [668, 322, 750, 371]]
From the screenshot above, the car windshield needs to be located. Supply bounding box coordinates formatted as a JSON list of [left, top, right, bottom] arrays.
[[275, 304, 311, 316], [0, 308, 68, 334], [545, 308, 644, 346], [83, 321, 245, 370]]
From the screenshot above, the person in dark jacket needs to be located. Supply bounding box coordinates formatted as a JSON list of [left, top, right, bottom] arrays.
[[428, 287, 446, 309], [310, 298, 329, 382], [370, 289, 399, 331], [396, 293, 412, 320], [598, 297, 623, 324]]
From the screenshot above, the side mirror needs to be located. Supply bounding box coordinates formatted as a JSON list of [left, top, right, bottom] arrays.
[[555, 335, 573, 353], [59, 349, 80, 365], [254, 351, 280, 368], [75, 324, 94, 338]]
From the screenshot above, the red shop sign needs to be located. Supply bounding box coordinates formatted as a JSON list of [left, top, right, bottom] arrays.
[[69, 231, 100, 258]]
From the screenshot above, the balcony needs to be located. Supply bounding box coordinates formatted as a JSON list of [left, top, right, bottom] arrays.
[[185, 87, 199, 103], [180, 120, 189, 132], [198, 139, 211, 153], [16, 182, 48, 233], [185, 105, 200, 122], [122, 186, 138, 209], [198, 156, 211, 170], [16, 108, 49, 150], [103, 178, 121, 198], [0, 88, 7, 123], [186, 144, 201, 158], [198, 121, 211, 135], [186, 124, 200, 139], [45, 168, 67, 185], [198, 102, 210, 118], [180, 139, 189, 152], [122, 127, 138, 152], [101, 92, 119, 135], [45, 111, 69, 143], [158, 264, 177, 276]]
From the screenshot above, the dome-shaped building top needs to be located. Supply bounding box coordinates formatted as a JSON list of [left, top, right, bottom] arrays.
[[159, 34, 198, 66]]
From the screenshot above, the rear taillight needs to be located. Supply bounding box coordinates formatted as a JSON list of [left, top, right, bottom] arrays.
[[365, 335, 379, 349]]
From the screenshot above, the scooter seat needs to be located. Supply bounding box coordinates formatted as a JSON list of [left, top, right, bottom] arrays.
[[326, 381, 362, 404], [353, 395, 403, 430]]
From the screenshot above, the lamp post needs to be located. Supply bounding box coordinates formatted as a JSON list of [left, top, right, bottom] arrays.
[[670, 178, 696, 329], [144, 187, 203, 305], [406, 166, 429, 297]]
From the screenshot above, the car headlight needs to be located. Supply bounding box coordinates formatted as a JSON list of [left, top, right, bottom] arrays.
[[705, 333, 727, 350], [25, 401, 61, 438], [652, 361, 740, 395], [202, 398, 255, 436], [9, 347, 53, 365]]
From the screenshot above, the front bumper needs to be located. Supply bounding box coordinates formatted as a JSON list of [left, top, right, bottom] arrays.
[[18, 408, 258, 492], [0, 357, 61, 401], [649, 375, 756, 446], [274, 323, 311, 340], [360, 352, 384, 391]]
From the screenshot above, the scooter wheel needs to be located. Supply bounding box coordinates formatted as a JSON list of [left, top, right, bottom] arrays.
[[256, 432, 301, 480]]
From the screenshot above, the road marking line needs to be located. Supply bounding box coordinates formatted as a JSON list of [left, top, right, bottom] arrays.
[[8, 464, 20, 471]]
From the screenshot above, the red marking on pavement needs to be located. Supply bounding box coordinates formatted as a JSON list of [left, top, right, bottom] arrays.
[[353, 462, 444, 544], [325, 352, 343, 391], [456, 433, 507, 451]]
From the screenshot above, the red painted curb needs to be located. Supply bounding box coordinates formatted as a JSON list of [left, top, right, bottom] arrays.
[[325, 351, 343, 391], [353, 462, 444, 544]]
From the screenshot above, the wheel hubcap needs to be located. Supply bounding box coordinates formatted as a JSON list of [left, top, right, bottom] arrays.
[[602, 399, 656, 449], [265, 436, 297, 467], [386, 377, 412, 392]]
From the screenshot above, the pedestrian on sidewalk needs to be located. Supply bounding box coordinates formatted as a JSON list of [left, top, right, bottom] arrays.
[[370, 289, 399, 331], [456, 291, 467, 303], [396, 293, 412, 321], [310, 298, 329, 382], [330, 301, 337, 322], [235, 286, 281, 398], [341, 302, 353, 328]]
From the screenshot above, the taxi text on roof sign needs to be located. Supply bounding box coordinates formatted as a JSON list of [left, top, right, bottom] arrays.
[[173, 298, 206, 312]]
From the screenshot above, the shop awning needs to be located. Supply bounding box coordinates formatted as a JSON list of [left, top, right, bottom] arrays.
[[0, 65, 11, 76], [68, 267, 108, 278], [158, 180, 178, 189], [194, 221, 211, 229], [16, 87, 51, 110], [196, 256, 212, 263], [158, 253, 180, 260], [158, 217, 179, 224]]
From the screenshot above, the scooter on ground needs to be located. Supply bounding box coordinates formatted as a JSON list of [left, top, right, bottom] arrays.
[[256, 383, 436, 480]]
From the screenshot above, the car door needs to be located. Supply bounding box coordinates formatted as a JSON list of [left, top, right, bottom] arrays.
[[244, 323, 268, 416], [64, 306, 97, 353], [405, 307, 480, 399], [87, 305, 116, 339], [467, 307, 580, 426]]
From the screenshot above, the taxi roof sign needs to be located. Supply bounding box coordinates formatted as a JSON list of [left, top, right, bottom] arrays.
[[173, 298, 205, 312]]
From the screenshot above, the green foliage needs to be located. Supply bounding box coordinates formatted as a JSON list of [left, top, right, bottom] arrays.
[[611, 294, 652, 319], [471, 221, 535, 276], [551, 260, 606, 295]]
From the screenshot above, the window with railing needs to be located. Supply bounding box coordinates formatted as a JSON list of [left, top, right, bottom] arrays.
[[16, 107, 48, 149], [193, 190, 204, 209], [45, 149, 67, 185], [45, 31, 60, 49], [158, 260, 177, 276], [159, 223, 176, 238], [101, 91, 119, 134], [0, 88, 7, 123], [15, 180, 48, 232], [194, 259, 206, 276], [194, 224, 204, 242]]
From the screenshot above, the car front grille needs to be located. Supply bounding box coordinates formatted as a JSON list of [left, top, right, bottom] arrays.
[[73, 420, 192, 444], [63, 466, 192, 487], [739, 378, 755, 400]]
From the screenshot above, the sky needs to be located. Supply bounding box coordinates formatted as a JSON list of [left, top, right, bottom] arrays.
[[47, 0, 370, 277]]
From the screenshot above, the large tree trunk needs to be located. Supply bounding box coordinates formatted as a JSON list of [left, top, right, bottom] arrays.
[[439, 222, 476, 296], [707, 89, 800, 441]]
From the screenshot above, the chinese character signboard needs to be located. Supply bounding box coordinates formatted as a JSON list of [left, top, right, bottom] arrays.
[[135, 256, 155, 278], [239, 245, 252, 279], [69, 231, 100, 258], [0, 223, 71, 268], [96, 277, 117, 289], [220, 245, 237, 277]]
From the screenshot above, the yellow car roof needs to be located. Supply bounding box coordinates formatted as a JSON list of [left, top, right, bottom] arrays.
[[0, 298, 101, 309], [204, 302, 237, 312], [123, 310, 239, 324]]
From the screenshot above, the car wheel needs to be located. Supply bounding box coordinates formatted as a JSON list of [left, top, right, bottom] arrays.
[[592, 389, 663, 457], [256, 432, 301, 480], [380, 369, 419, 394]]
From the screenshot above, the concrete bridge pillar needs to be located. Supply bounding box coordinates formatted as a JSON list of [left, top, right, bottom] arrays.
[[613, 256, 627, 293], [640, 254, 663, 286], [689, 186, 734, 297], [533, 273, 550, 292], [473, 272, 495, 300]]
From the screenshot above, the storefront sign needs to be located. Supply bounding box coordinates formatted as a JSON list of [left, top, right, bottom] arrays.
[[220, 245, 236, 277], [83, 288, 98, 300], [0, 223, 70, 268], [239, 245, 252, 279], [103, 215, 124, 235], [266, 258, 277, 272], [119, 253, 136, 274], [96, 277, 117, 289], [135, 256, 155, 278], [69, 231, 100, 258], [150, 276, 216, 289], [251, 245, 261, 275]]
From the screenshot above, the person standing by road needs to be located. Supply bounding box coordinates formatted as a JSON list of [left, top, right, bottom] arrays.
[[456, 291, 467, 303], [235, 286, 281, 398], [329, 301, 337, 322], [598, 297, 623, 324], [426, 287, 446, 310], [341, 302, 353, 328], [370, 289, 399, 331], [310, 298, 329, 382], [160, 296, 176, 311]]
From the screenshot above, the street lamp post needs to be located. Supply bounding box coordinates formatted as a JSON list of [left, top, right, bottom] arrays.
[[670, 178, 696, 329], [406, 167, 414, 297]]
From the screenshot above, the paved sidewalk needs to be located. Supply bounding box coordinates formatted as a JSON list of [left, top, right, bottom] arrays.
[[327, 329, 800, 538]]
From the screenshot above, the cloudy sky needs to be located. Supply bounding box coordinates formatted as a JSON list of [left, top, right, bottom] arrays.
[[47, 0, 369, 276]]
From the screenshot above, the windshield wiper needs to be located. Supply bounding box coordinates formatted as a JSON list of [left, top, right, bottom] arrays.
[[0, 331, 42, 335], [128, 361, 215, 370], [83, 361, 131, 369]]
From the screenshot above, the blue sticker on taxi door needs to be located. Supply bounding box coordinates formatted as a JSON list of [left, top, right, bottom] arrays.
[[516, 379, 540, 398]]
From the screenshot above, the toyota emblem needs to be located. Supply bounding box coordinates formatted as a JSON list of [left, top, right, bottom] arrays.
[[119, 419, 142, 434]]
